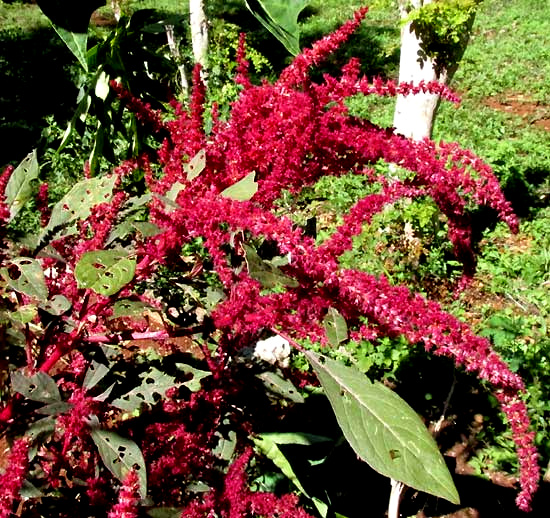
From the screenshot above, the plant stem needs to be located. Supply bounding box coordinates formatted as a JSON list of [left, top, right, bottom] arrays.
[[388, 478, 405, 518]]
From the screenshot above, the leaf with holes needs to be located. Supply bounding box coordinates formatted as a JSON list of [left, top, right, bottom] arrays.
[[5, 149, 39, 222], [111, 368, 178, 411], [323, 307, 348, 346], [40, 295, 71, 316], [11, 371, 61, 404], [304, 351, 460, 504], [74, 250, 136, 296], [1, 258, 48, 302], [90, 427, 147, 498], [184, 149, 206, 181], [176, 363, 211, 392], [39, 175, 117, 243], [221, 172, 258, 201]]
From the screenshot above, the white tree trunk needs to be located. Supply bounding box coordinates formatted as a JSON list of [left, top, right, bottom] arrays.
[[393, 0, 444, 140], [189, 0, 208, 79]]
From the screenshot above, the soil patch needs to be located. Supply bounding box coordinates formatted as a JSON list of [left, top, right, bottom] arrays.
[[484, 93, 550, 131]]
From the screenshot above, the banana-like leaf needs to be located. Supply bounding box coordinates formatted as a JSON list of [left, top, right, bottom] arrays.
[[244, 0, 310, 56]]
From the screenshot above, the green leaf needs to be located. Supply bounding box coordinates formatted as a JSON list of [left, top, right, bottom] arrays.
[[2, 258, 48, 302], [51, 23, 88, 71], [253, 434, 308, 494], [220, 172, 258, 201], [75, 250, 136, 297], [176, 363, 212, 392], [40, 295, 72, 316], [323, 307, 348, 346], [111, 368, 178, 411], [255, 432, 332, 446], [5, 149, 39, 222], [83, 360, 111, 390], [11, 371, 61, 404], [304, 351, 460, 505], [90, 427, 147, 499], [256, 372, 304, 403], [184, 149, 206, 181], [39, 175, 117, 243], [10, 304, 38, 324], [243, 245, 298, 289], [244, 0, 309, 55]]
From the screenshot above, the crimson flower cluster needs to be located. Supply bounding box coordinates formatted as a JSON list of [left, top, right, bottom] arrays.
[[0, 7, 539, 516]]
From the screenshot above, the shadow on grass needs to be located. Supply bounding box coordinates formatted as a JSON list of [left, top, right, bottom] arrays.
[[0, 25, 78, 167]]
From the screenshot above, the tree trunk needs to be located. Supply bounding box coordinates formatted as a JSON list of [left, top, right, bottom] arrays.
[[393, 0, 442, 140], [189, 0, 208, 79]]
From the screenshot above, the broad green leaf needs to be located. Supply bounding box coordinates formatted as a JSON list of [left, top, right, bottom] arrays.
[[90, 427, 147, 498], [2, 258, 48, 302], [10, 304, 38, 324], [243, 245, 298, 289], [12, 371, 61, 404], [39, 175, 117, 243], [75, 250, 136, 297], [83, 360, 111, 390], [323, 307, 348, 346], [253, 432, 330, 517], [5, 149, 39, 222], [253, 434, 308, 494], [176, 363, 212, 392], [244, 0, 309, 55], [40, 295, 71, 316], [255, 432, 332, 446], [51, 23, 88, 71], [304, 351, 460, 505], [220, 172, 258, 201], [184, 149, 206, 181], [256, 372, 304, 403], [111, 368, 178, 411]]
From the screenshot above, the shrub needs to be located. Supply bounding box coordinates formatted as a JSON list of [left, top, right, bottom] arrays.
[[0, 8, 539, 516]]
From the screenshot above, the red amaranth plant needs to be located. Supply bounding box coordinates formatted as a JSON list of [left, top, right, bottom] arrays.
[[0, 7, 539, 516]]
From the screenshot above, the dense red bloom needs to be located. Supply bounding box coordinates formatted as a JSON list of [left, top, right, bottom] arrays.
[[0, 437, 29, 518], [108, 470, 140, 518]]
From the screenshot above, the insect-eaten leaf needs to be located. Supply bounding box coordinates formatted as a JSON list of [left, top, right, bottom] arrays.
[[176, 363, 211, 392], [90, 426, 147, 499], [184, 149, 206, 181], [11, 371, 61, 404], [220, 172, 258, 201], [304, 351, 460, 505], [1, 258, 48, 302], [111, 368, 178, 411], [40, 294, 72, 316], [39, 175, 117, 244], [75, 250, 136, 296]]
